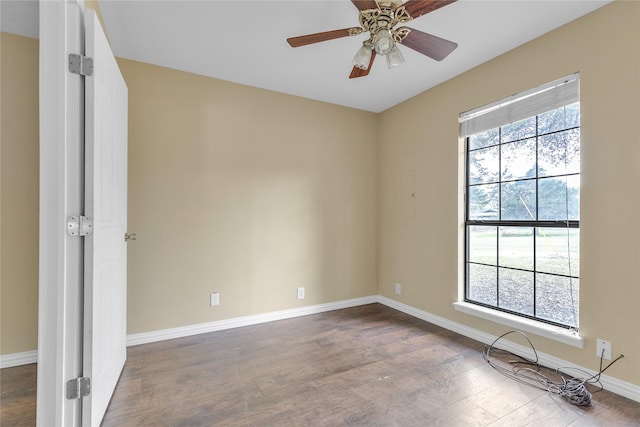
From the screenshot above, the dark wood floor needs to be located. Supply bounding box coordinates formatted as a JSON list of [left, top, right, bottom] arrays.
[[2, 304, 639, 426]]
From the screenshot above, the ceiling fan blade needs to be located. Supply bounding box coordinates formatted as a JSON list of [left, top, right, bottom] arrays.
[[351, 0, 379, 11], [401, 0, 457, 20], [287, 28, 362, 47], [349, 51, 377, 79], [399, 27, 457, 61]]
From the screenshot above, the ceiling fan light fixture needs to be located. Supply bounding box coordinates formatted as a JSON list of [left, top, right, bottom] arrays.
[[286, 0, 460, 79], [352, 43, 373, 70], [373, 28, 394, 55], [386, 44, 404, 69]]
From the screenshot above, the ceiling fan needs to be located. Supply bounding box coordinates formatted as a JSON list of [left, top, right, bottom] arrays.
[[287, 0, 459, 78]]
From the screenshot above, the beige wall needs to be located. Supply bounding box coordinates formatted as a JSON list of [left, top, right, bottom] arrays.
[[0, 33, 40, 354], [119, 59, 378, 333], [0, 31, 377, 350], [378, 1, 640, 386], [1, 0, 638, 390]]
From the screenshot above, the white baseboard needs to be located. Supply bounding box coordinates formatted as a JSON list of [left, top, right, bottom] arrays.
[[377, 296, 640, 403], [0, 350, 38, 368], [126, 295, 379, 347], [3, 295, 638, 403]]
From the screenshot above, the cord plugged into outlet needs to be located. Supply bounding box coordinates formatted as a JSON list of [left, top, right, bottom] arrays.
[[596, 339, 612, 360]]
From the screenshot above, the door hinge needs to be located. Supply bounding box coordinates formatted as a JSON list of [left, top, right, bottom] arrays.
[[66, 377, 91, 399], [67, 215, 93, 237], [69, 53, 93, 76]]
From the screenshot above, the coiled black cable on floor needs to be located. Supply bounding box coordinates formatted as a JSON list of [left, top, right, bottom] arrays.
[[483, 330, 624, 406]]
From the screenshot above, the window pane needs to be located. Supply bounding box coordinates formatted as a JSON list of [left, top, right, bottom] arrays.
[[469, 145, 499, 184], [499, 227, 534, 270], [538, 129, 580, 177], [468, 184, 499, 220], [501, 117, 536, 143], [467, 264, 497, 306], [538, 103, 580, 135], [536, 274, 579, 328], [501, 180, 536, 220], [565, 102, 580, 128], [469, 128, 499, 150], [498, 268, 534, 316], [538, 176, 580, 221], [567, 175, 580, 221], [468, 226, 497, 265], [536, 228, 579, 277], [501, 138, 536, 181]]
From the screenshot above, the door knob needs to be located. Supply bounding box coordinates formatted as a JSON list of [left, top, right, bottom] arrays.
[[124, 233, 137, 242]]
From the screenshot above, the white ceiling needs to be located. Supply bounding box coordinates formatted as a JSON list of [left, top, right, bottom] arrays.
[[2, 0, 611, 112]]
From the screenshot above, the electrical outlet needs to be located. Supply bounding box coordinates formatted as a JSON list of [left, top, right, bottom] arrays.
[[210, 292, 219, 306], [395, 283, 401, 295], [596, 338, 612, 360], [297, 287, 305, 300]]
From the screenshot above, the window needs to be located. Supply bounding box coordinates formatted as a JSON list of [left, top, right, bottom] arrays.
[[461, 75, 580, 329]]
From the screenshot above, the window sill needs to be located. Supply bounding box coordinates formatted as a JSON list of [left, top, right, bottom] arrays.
[[453, 301, 584, 348]]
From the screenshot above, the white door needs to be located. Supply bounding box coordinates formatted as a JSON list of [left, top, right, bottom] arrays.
[[37, 3, 128, 426], [83, 8, 128, 427]]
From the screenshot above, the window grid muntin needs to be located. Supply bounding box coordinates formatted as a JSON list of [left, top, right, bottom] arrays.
[[464, 107, 579, 329]]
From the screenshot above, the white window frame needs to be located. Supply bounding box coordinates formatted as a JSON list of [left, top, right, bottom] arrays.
[[455, 74, 584, 348]]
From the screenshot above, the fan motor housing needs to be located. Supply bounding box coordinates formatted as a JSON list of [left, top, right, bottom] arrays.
[[359, 3, 413, 35]]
